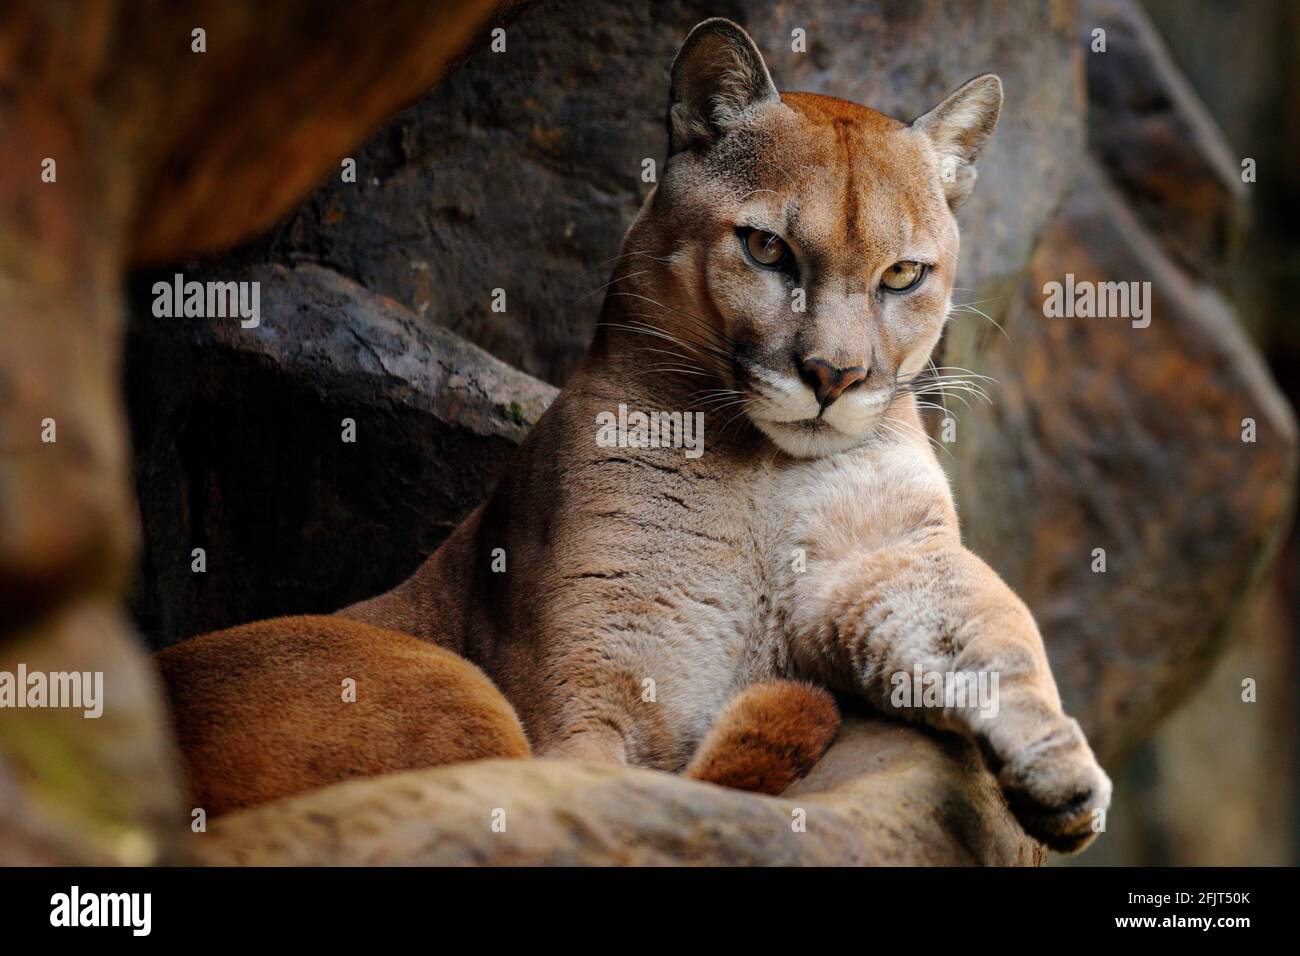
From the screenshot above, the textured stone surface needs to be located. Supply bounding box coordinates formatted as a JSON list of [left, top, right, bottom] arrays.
[[943, 1, 1296, 763], [1081, 0, 1246, 287], [945, 160, 1296, 763], [194, 717, 1045, 866], [230, 0, 1083, 385], [1095, 0, 1300, 868], [127, 264, 555, 646], [122, 1, 508, 263], [1084, 586, 1296, 865]]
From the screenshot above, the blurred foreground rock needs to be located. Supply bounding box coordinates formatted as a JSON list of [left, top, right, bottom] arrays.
[[194, 717, 1044, 866], [0, 602, 180, 864], [0, 0, 499, 864]]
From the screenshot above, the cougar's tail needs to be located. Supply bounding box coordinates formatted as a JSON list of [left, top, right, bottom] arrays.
[[685, 680, 840, 796]]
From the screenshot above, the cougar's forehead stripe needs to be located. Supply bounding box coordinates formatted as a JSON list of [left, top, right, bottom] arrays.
[[778, 90, 906, 132], [833, 117, 863, 245]]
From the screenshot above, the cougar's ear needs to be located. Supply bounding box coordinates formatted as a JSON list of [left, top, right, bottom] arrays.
[[667, 18, 778, 157], [911, 74, 1003, 210]]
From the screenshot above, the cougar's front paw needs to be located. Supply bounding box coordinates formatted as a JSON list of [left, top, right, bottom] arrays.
[[997, 717, 1112, 854]]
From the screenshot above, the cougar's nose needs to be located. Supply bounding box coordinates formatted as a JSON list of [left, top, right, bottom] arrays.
[[799, 357, 868, 406]]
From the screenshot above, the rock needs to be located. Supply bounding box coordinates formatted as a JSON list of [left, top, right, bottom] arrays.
[[1085, 586, 1296, 865], [938, 2, 1296, 765], [1094, 0, 1300, 867], [194, 717, 1044, 866], [126, 264, 555, 646], [0, 0, 504, 865], [1080, 0, 1246, 287], [0, 600, 183, 865], [229, 0, 1083, 385], [125, 0, 507, 263], [943, 166, 1296, 763]]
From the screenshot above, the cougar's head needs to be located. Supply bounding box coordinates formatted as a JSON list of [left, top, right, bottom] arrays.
[[631, 18, 1001, 458]]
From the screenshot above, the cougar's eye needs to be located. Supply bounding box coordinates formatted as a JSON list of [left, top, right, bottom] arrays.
[[881, 260, 926, 292], [740, 228, 791, 270]]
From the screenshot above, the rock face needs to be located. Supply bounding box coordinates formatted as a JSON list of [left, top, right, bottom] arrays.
[[947, 161, 1295, 763], [230, 0, 1083, 386], [195, 717, 1045, 866], [944, 0, 1296, 763], [1091, 0, 1300, 867], [1082, 0, 1245, 287], [126, 264, 554, 643]]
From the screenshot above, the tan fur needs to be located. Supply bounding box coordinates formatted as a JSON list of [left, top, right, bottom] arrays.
[[163, 20, 1111, 851], [685, 681, 840, 795], [158, 616, 829, 812], [344, 20, 1111, 853], [155, 616, 529, 815]]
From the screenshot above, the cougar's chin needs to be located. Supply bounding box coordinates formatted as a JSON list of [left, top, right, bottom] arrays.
[[738, 366, 892, 458], [750, 415, 865, 459]]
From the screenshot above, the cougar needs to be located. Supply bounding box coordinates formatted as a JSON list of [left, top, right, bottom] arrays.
[[158, 18, 1111, 853]]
